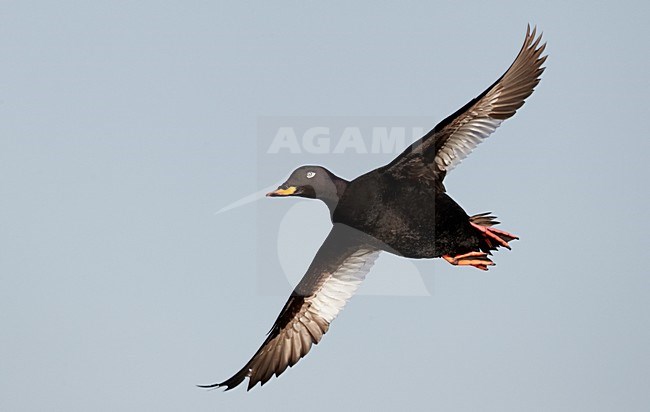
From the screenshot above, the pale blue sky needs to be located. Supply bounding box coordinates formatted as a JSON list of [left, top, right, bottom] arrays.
[[1, 1, 649, 411]]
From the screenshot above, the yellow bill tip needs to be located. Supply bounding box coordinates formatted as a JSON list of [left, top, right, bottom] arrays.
[[266, 186, 297, 197]]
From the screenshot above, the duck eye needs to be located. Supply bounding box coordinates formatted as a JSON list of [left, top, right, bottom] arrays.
[[306, 171, 316, 179]]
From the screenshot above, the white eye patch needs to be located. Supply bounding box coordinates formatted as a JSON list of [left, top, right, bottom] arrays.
[[306, 171, 316, 179]]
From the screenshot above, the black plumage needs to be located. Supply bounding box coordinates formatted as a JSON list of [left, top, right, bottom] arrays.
[[201, 26, 546, 391]]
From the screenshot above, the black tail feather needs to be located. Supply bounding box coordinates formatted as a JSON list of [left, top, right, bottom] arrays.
[[469, 212, 500, 227]]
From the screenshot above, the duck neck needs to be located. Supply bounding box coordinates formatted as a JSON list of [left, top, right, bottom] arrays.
[[320, 175, 349, 215]]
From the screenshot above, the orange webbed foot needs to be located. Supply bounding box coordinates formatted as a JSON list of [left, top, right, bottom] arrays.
[[470, 222, 518, 250], [443, 251, 495, 271]]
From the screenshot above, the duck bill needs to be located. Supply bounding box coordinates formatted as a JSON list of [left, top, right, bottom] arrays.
[[266, 186, 298, 197]]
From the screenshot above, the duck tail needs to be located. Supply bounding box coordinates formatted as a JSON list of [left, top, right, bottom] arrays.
[[469, 212, 519, 253]]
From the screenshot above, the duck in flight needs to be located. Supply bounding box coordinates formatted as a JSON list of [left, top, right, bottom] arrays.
[[201, 26, 546, 391]]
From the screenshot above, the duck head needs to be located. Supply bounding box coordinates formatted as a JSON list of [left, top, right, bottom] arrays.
[[267, 165, 348, 210]]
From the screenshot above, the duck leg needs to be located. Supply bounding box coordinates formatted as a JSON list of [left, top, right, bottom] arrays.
[[443, 251, 495, 271]]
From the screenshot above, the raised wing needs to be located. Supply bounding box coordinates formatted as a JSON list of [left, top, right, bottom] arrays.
[[199, 224, 380, 391], [382, 25, 547, 187]]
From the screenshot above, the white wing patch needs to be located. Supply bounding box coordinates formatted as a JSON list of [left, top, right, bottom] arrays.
[[308, 249, 380, 323], [426, 26, 546, 177], [435, 116, 503, 173], [239, 247, 381, 389]]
